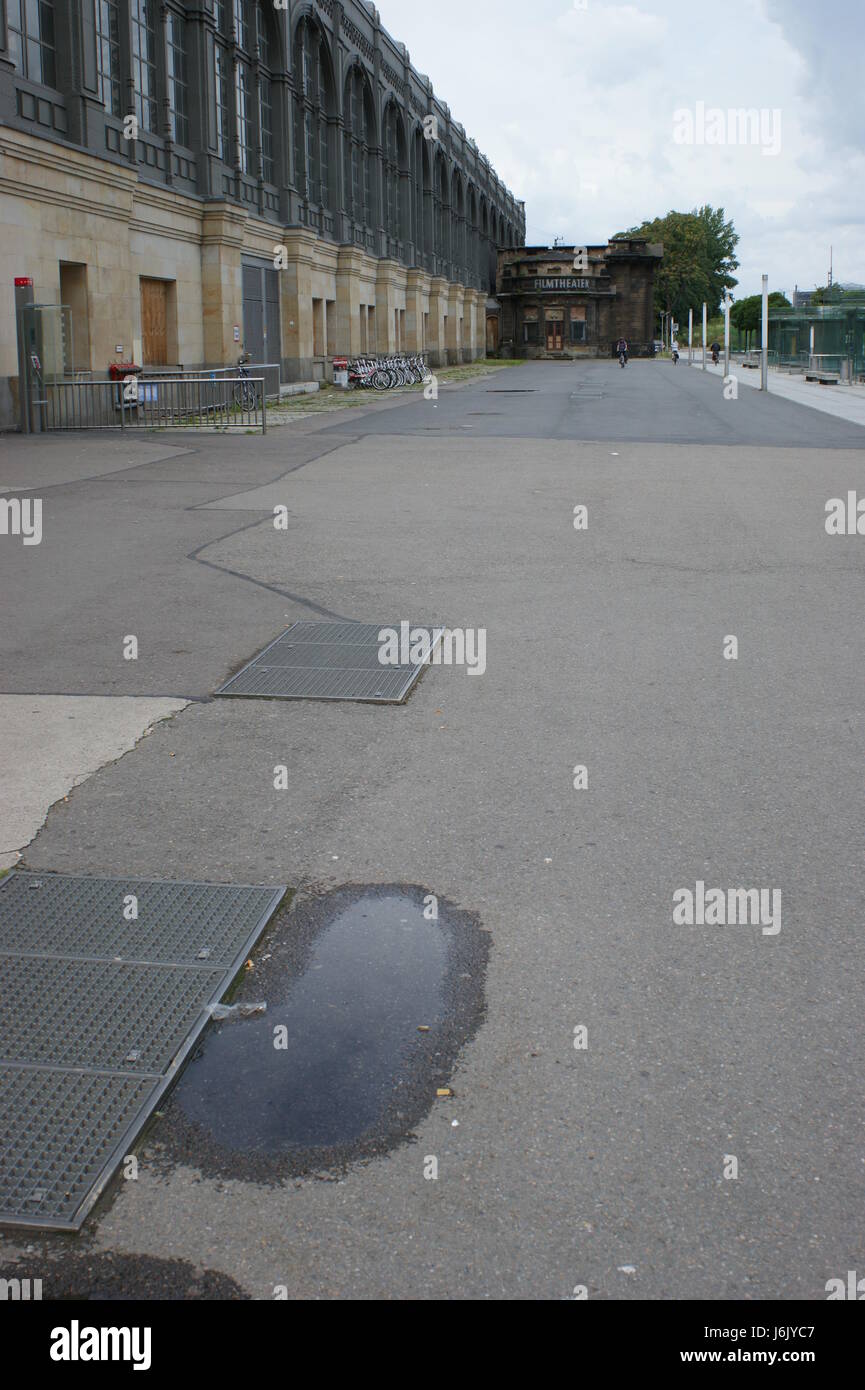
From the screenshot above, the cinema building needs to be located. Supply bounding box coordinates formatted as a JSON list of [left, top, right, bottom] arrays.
[[490, 240, 662, 359], [0, 1, 524, 427]]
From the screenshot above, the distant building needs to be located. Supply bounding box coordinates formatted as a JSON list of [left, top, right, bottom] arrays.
[[770, 300, 865, 380], [490, 239, 662, 359]]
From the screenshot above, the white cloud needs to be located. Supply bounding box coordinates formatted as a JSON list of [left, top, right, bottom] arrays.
[[381, 0, 864, 295]]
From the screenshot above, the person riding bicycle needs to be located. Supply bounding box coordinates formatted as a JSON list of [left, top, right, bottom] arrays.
[[710, 341, 721, 365], [616, 337, 629, 363]]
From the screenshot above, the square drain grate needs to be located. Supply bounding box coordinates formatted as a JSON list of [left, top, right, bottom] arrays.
[[0, 871, 285, 1230], [215, 621, 442, 703]]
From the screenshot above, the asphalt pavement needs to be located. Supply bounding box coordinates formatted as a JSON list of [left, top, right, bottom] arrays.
[[2, 358, 864, 1299]]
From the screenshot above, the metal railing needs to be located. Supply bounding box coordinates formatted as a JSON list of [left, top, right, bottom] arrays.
[[141, 363, 281, 401], [34, 376, 267, 432]]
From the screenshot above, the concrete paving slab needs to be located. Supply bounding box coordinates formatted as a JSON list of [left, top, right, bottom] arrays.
[[0, 437, 194, 492], [691, 358, 865, 428], [0, 695, 187, 867]]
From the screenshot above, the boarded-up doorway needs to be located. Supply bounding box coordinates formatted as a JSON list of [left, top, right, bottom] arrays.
[[59, 262, 90, 372], [140, 278, 169, 366]]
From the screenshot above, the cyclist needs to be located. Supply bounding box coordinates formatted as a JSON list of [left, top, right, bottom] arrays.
[[616, 337, 629, 366]]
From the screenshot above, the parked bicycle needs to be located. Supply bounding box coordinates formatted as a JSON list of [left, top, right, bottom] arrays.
[[347, 353, 432, 391], [233, 352, 260, 410]]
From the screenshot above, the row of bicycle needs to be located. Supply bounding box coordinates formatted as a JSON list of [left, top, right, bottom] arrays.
[[347, 355, 433, 390]]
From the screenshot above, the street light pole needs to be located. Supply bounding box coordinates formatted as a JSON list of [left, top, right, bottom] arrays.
[[702, 303, 707, 371], [760, 274, 769, 391], [723, 290, 731, 378], [688, 307, 693, 366]]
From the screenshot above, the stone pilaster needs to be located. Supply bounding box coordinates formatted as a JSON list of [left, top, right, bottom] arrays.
[[201, 203, 247, 365], [463, 287, 482, 361], [277, 227, 321, 380], [427, 276, 449, 368], [446, 282, 465, 364], [405, 268, 430, 355], [335, 245, 367, 359], [374, 258, 403, 354]]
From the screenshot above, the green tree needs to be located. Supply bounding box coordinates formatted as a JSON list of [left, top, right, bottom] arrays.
[[730, 291, 791, 350], [617, 206, 740, 325], [696, 205, 740, 313]]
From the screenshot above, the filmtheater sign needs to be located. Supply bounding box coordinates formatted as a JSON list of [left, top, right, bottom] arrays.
[[532, 276, 591, 291]]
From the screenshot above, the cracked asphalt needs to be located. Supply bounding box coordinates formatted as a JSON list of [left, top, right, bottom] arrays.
[[2, 359, 865, 1299]]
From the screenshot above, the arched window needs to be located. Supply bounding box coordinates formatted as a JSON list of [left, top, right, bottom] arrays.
[[233, 1, 254, 174], [293, 17, 334, 210], [95, 0, 120, 115], [214, 7, 232, 162], [233, 0, 250, 50], [8, 0, 56, 87], [383, 102, 406, 244], [211, 2, 281, 181], [435, 155, 450, 264], [344, 64, 374, 230], [166, 9, 189, 147], [452, 171, 465, 274], [131, 0, 158, 134], [411, 127, 424, 253], [422, 134, 433, 259], [257, 4, 275, 184], [468, 188, 478, 284]]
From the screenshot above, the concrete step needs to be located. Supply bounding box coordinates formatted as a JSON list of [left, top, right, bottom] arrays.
[[278, 382, 320, 399]]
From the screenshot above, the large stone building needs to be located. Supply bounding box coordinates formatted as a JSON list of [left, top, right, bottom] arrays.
[[0, 1, 525, 426], [490, 239, 662, 359]]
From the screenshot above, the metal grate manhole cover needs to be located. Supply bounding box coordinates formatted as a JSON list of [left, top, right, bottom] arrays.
[[0, 1068, 160, 1227], [0, 955, 228, 1072], [0, 873, 281, 967], [0, 871, 285, 1230], [215, 621, 443, 703]]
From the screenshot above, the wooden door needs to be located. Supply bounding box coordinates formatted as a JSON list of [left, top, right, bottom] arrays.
[[546, 313, 563, 352], [140, 278, 168, 366]]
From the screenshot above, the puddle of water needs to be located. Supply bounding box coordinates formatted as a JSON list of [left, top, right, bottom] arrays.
[[173, 892, 449, 1152]]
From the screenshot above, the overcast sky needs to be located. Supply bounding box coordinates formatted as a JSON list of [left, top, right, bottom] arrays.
[[382, 0, 864, 299]]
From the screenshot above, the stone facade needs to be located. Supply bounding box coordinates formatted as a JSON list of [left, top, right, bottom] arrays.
[[0, 1, 524, 427], [491, 240, 662, 360]]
